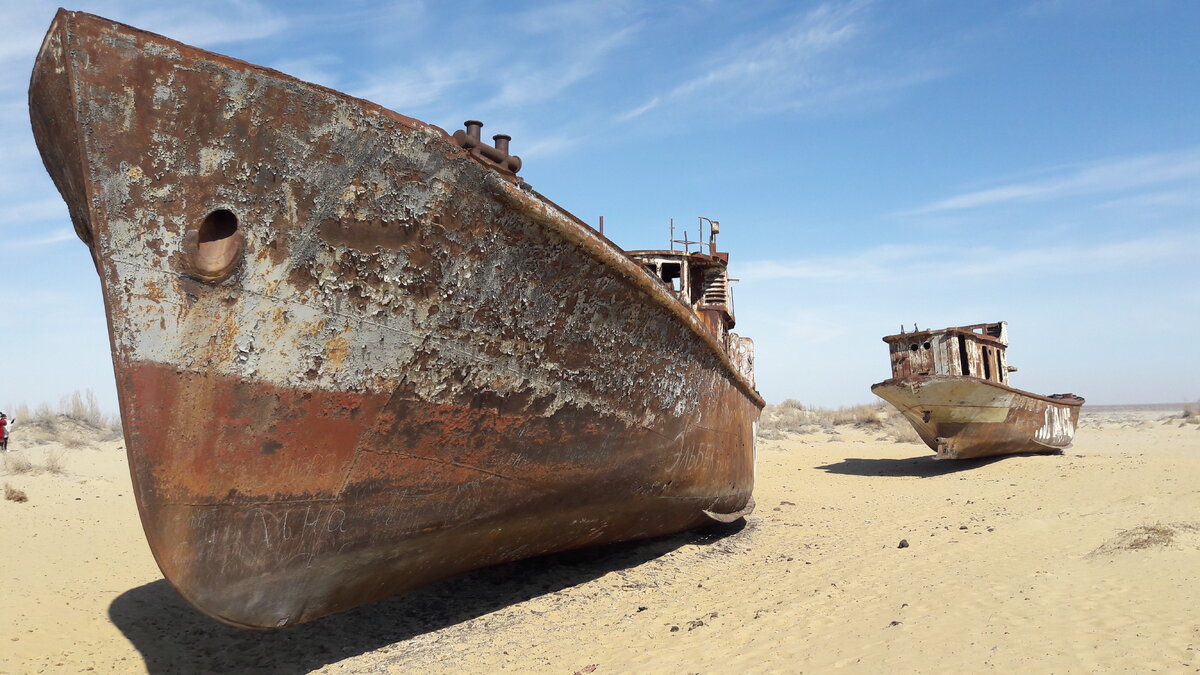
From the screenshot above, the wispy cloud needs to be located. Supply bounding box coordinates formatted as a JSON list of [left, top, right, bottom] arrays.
[[119, 1, 288, 48], [352, 50, 484, 113], [742, 230, 1200, 283], [906, 148, 1200, 214], [350, 2, 643, 122], [8, 228, 76, 248], [615, 1, 933, 122], [615, 97, 660, 123], [484, 22, 640, 109], [511, 0, 634, 35], [0, 1, 289, 94], [739, 307, 851, 344], [516, 133, 584, 160], [0, 198, 67, 226], [269, 55, 343, 90], [670, 3, 863, 100]]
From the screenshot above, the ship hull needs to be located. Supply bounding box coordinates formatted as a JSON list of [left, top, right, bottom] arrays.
[[871, 377, 1083, 460], [30, 11, 761, 628]]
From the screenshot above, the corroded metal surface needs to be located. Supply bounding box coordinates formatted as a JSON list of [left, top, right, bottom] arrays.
[[871, 322, 1083, 459], [30, 10, 762, 628]]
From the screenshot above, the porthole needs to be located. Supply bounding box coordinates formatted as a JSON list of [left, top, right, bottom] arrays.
[[185, 209, 245, 283]]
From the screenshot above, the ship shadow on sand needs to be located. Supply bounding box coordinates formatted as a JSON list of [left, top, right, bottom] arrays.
[[815, 452, 1058, 478], [109, 519, 746, 674]]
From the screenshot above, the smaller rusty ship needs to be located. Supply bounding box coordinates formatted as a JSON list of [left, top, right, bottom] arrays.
[[871, 322, 1083, 460]]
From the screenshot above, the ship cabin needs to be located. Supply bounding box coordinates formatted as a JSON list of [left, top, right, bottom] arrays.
[[627, 249, 735, 343], [882, 321, 1015, 385]]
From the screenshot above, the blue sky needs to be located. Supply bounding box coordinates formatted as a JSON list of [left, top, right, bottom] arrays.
[[1, 0, 1197, 412]]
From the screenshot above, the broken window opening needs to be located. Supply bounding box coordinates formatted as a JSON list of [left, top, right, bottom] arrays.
[[982, 346, 992, 381], [660, 262, 682, 292], [958, 335, 970, 376]]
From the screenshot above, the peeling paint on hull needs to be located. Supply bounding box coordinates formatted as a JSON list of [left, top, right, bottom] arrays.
[[871, 377, 1083, 460], [29, 10, 762, 629]]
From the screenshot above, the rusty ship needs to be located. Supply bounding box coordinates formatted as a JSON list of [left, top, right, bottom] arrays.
[[871, 322, 1083, 460], [29, 10, 762, 628]]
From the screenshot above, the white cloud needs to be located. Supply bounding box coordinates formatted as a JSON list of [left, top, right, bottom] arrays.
[[483, 19, 641, 109], [906, 148, 1200, 214], [742, 230, 1200, 283], [615, 97, 660, 123], [352, 51, 483, 112], [669, 2, 863, 100], [119, 1, 288, 48], [8, 228, 76, 248], [616, 1, 931, 122], [511, 0, 634, 35], [516, 133, 583, 160], [0, 198, 67, 227], [269, 56, 342, 90]]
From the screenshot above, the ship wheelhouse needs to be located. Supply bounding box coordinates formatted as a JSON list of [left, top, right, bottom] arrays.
[[882, 321, 1015, 384], [626, 249, 734, 343]]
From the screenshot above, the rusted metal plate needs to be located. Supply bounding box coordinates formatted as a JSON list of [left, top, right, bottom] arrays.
[[29, 10, 762, 628], [872, 322, 1083, 459]]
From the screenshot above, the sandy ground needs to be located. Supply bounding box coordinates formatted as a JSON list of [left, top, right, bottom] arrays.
[[2, 406, 1199, 674]]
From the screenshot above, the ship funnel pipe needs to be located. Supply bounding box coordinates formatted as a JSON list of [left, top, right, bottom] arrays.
[[452, 121, 521, 174], [453, 120, 483, 150]]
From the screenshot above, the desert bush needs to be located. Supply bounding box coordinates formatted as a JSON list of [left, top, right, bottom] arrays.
[[879, 412, 924, 444], [4, 483, 27, 503], [1181, 400, 1199, 420], [60, 432, 87, 449], [33, 402, 55, 422], [61, 390, 106, 428], [830, 404, 883, 426], [4, 390, 124, 449], [758, 401, 922, 444], [43, 447, 67, 474], [3, 453, 33, 474]]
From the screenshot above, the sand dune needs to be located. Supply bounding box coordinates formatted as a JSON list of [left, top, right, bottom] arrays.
[[2, 407, 1198, 673]]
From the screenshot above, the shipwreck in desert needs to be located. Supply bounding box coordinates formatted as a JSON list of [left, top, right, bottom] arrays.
[[871, 321, 1083, 460], [30, 10, 762, 628]]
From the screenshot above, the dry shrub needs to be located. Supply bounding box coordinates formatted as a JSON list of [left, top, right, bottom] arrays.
[[33, 402, 55, 422], [829, 404, 883, 426], [1181, 400, 1200, 420], [1090, 522, 1200, 556], [60, 432, 87, 449], [758, 400, 923, 444], [3, 453, 33, 475], [4, 483, 27, 503], [879, 413, 924, 444], [62, 390, 106, 427], [5, 390, 124, 450], [43, 447, 67, 474]]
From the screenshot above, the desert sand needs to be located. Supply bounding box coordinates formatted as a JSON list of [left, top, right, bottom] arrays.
[[3, 405, 1199, 674]]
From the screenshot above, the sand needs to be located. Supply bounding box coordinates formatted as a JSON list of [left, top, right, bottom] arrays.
[[2, 407, 1199, 674]]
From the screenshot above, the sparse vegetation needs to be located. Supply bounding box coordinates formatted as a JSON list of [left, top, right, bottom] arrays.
[[757, 399, 922, 444], [3, 482, 27, 503], [2, 453, 33, 474], [2, 389, 123, 452], [1090, 522, 1200, 556], [43, 447, 67, 474], [1181, 400, 1199, 420]]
